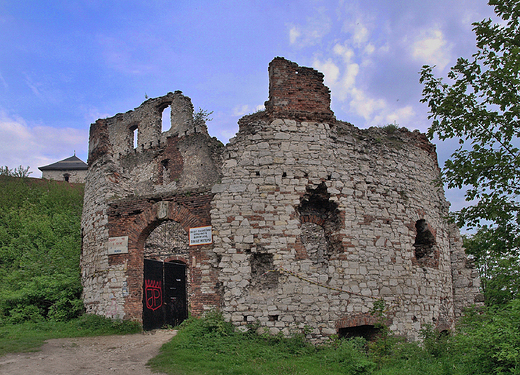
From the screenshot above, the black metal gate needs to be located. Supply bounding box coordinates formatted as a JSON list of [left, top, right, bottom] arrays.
[[143, 259, 187, 330]]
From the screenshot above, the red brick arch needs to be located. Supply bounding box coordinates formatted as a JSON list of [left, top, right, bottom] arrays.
[[107, 196, 215, 322]]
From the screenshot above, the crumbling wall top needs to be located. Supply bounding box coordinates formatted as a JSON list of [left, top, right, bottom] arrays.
[[87, 91, 209, 165], [264, 57, 335, 123]]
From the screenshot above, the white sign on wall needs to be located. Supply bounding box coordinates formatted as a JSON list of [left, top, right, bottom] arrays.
[[189, 226, 213, 246], [108, 236, 129, 255]]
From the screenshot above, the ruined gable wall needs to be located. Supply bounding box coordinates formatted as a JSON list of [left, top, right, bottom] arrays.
[[81, 91, 223, 321]]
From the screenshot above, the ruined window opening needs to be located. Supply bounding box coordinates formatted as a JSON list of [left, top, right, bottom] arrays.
[[129, 125, 138, 149], [413, 219, 438, 267], [63, 173, 70, 182], [161, 105, 171, 132], [160, 159, 170, 185], [250, 252, 278, 291], [297, 182, 341, 260], [338, 325, 381, 341]]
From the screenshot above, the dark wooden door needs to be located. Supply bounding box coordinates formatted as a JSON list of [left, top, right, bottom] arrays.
[[143, 259, 187, 330], [164, 261, 188, 327]]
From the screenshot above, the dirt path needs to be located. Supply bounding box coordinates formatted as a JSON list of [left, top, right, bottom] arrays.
[[0, 329, 176, 375]]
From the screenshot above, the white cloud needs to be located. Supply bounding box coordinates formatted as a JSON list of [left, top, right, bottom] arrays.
[[23, 73, 44, 100], [0, 111, 88, 177], [312, 59, 340, 87], [287, 8, 332, 47], [232, 104, 264, 117], [383, 106, 415, 126], [412, 28, 452, 70], [349, 87, 386, 121], [340, 63, 359, 96], [289, 26, 301, 44], [333, 44, 354, 63], [364, 43, 375, 55], [352, 21, 369, 46]]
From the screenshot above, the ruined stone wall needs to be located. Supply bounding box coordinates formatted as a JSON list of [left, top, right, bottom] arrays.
[[209, 117, 459, 341], [81, 91, 223, 322], [81, 57, 480, 340], [208, 58, 481, 341]]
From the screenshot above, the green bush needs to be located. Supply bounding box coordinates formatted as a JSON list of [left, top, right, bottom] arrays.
[[452, 300, 520, 374]]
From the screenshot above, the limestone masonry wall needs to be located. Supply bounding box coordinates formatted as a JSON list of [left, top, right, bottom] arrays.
[[81, 57, 481, 341]]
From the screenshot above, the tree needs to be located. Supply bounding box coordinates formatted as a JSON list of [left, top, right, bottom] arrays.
[[420, 0, 520, 304], [0, 165, 32, 178]]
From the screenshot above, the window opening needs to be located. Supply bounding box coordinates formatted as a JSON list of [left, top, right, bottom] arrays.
[[413, 219, 438, 267], [162, 105, 171, 132], [63, 173, 70, 182], [129, 125, 138, 149]]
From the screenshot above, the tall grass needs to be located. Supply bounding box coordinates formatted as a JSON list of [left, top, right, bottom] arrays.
[[149, 303, 520, 375]]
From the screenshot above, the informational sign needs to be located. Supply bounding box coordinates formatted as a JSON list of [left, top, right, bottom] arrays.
[[189, 226, 212, 246], [108, 236, 129, 255]]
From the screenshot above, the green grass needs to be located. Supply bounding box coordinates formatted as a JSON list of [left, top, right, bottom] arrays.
[[0, 314, 141, 356], [149, 307, 520, 375], [148, 311, 376, 375]]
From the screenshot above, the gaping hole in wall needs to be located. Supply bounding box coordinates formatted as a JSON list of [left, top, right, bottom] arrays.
[[250, 252, 278, 291], [338, 325, 381, 341], [413, 219, 438, 267], [144, 221, 189, 261], [161, 105, 171, 132], [300, 222, 327, 263], [297, 182, 341, 260]]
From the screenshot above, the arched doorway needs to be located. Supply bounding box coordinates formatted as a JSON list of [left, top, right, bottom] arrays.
[[142, 220, 189, 330]]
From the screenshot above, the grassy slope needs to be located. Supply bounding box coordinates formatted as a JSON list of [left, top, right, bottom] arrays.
[[0, 176, 84, 324]]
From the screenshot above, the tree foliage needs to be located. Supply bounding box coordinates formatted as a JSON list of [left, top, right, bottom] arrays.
[[420, 0, 520, 230], [0, 176, 84, 324], [420, 1, 520, 304], [464, 228, 520, 305], [0, 165, 32, 178]]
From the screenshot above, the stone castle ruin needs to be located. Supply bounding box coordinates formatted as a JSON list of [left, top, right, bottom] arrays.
[[81, 57, 481, 341]]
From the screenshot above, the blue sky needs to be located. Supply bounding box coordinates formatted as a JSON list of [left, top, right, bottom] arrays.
[[0, 0, 497, 211]]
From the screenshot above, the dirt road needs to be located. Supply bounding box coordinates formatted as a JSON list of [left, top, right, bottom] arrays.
[[0, 329, 176, 375]]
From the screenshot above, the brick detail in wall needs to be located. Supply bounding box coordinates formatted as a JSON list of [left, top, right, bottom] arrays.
[[106, 194, 219, 321], [264, 57, 336, 123], [157, 136, 184, 185]]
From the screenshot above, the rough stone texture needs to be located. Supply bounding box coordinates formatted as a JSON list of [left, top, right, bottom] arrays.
[[81, 57, 481, 342], [81, 91, 223, 323]]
